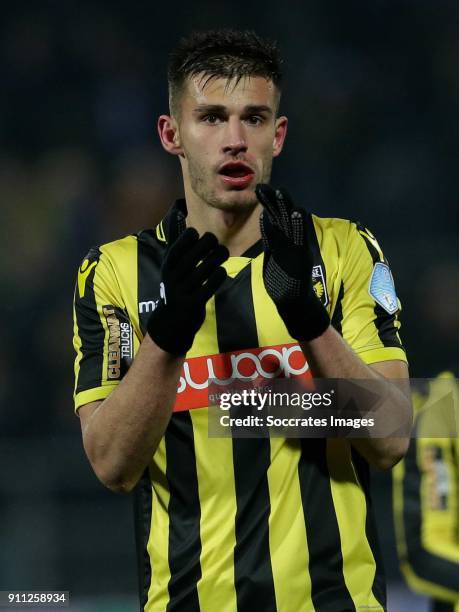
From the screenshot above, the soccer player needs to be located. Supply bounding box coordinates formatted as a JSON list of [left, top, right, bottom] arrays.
[[73, 30, 412, 612], [393, 373, 459, 612]]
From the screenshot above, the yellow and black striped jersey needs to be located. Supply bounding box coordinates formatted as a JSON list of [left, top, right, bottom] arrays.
[[73, 199, 407, 612], [393, 373, 459, 612]]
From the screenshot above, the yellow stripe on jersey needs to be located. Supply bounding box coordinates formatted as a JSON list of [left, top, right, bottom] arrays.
[[327, 439, 383, 610], [267, 438, 312, 611], [100, 237, 141, 338], [250, 254, 312, 610], [189, 294, 238, 612]]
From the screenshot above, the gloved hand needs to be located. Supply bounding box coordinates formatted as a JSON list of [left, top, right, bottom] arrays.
[[147, 207, 229, 355], [256, 183, 330, 341]]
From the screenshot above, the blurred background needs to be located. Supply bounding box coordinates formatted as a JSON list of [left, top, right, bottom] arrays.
[[1, 0, 458, 610]]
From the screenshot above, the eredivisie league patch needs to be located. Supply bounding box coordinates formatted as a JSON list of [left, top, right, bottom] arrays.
[[312, 265, 329, 306], [369, 262, 398, 314]]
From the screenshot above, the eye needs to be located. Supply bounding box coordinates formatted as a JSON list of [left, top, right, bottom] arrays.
[[202, 114, 222, 124], [246, 115, 264, 126]]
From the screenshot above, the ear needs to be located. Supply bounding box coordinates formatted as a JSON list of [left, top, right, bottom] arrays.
[[272, 116, 288, 158], [157, 115, 183, 156]]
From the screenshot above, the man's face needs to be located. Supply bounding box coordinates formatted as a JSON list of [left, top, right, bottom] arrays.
[[172, 74, 287, 212]]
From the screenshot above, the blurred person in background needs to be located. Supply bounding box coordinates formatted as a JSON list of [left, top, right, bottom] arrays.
[[72, 29, 412, 611], [393, 372, 459, 612]]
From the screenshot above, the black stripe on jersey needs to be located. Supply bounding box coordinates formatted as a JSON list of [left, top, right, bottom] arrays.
[[351, 448, 387, 608], [215, 266, 277, 612], [165, 414, 202, 612], [75, 247, 104, 393], [137, 232, 163, 335], [357, 225, 402, 349], [133, 468, 153, 611], [298, 439, 356, 612], [331, 281, 344, 336], [306, 213, 328, 298], [403, 430, 459, 591]]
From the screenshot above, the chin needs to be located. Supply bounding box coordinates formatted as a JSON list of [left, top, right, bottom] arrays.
[[210, 189, 259, 212]]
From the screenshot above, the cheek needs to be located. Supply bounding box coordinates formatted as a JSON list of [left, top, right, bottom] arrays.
[[255, 135, 276, 168], [183, 128, 215, 165]]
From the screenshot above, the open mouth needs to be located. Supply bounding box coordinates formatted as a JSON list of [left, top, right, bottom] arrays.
[[218, 162, 255, 188]]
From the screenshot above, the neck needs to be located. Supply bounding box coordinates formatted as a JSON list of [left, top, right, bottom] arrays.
[[184, 192, 262, 257]]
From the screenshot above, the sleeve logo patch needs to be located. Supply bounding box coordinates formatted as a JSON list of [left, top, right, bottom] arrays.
[[103, 305, 133, 380], [369, 262, 398, 314]]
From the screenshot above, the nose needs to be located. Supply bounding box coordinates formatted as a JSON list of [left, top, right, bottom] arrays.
[[222, 117, 248, 156]]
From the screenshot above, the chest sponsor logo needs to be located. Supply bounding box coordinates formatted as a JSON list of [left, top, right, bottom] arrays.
[[312, 265, 329, 306], [174, 343, 311, 412]]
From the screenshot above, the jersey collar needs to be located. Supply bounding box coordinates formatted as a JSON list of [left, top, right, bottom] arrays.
[[157, 198, 263, 258]]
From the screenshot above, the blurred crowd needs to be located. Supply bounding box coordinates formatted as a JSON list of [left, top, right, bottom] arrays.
[[2, 0, 458, 435]]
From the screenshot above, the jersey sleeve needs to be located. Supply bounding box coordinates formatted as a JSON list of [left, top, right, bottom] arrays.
[[393, 376, 459, 604], [73, 246, 134, 412], [334, 222, 407, 365]]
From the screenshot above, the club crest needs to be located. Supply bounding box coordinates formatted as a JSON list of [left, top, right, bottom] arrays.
[[312, 265, 329, 306]]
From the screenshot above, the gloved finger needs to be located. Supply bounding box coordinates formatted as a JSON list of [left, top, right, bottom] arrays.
[[256, 184, 293, 239], [168, 231, 219, 275], [298, 210, 316, 250], [165, 227, 199, 268], [182, 232, 221, 271], [261, 206, 290, 249], [290, 209, 307, 247], [194, 266, 228, 303], [186, 244, 229, 289], [255, 183, 280, 222], [167, 206, 187, 246], [275, 188, 295, 234]]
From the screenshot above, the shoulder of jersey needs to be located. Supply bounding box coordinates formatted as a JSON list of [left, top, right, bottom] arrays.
[[94, 228, 164, 259], [309, 214, 355, 239]]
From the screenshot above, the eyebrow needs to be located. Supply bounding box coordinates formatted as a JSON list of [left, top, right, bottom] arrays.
[[193, 104, 273, 116]]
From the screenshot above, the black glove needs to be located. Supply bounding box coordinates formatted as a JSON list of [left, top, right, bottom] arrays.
[[147, 208, 229, 355], [256, 183, 330, 341]]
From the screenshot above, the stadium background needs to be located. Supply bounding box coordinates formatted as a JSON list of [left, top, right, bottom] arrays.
[[1, 1, 458, 610]]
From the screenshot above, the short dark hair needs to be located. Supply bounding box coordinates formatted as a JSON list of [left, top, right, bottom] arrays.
[[167, 29, 283, 116]]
